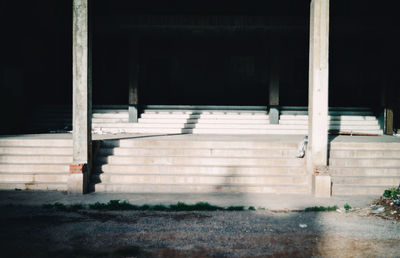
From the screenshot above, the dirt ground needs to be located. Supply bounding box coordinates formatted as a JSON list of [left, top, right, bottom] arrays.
[[0, 205, 399, 258]]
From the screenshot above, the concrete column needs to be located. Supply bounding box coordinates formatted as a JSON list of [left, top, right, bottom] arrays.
[[128, 39, 140, 123], [308, 0, 330, 170], [269, 38, 280, 124], [70, 0, 92, 194]]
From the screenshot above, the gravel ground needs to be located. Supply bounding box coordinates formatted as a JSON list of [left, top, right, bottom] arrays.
[[0, 205, 399, 258]]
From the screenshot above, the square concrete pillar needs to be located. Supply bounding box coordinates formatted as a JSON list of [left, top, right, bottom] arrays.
[[308, 0, 330, 172], [269, 38, 280, 124], [70, 0, 92, 194], [129, 39, 140, 123]]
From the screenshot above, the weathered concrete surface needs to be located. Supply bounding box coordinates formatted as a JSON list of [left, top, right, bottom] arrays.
[[315, 175, 331, 198], [72, 0, 91, 193], [308, 0, 330, 170], [0, 190, 378, 210]]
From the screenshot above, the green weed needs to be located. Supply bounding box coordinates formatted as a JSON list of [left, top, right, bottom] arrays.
[[305, 205, 338, 212], [344, 203, 352, 211]]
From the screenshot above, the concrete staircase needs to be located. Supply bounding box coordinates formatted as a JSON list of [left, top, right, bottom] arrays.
[[329, 141, 400, 195], [92, 136, 310, 194], [92, 106, 383, 135], [0, 137, 72, 191]]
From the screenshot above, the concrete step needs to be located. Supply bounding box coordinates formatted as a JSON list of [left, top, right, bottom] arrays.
[[329, 149, 400, 158], [0, 172, 68, 183], [98, 147, 299, 158], [138, 118, 270, 124], [95, 174, 309, 185], [0, 163, 69, 173], [0, 139, 72, 147], [329, 167, 400, 176], [92, 109, 128, 113], [140, 113, 270, 119], [280, 120, 379, 125], [99, 164, 306, 175], [94, 183, 310, 194], [330, 142, 400, 150], [0, 182, 67, 191], [102, 140, 299, 149], [280, 115, 378, 121], [332, 185, 394, 196], [101, 156, 305, 166], [93, 113, 129, 119], [92, 123, 304, 130], [188, 128, 308, 135], [92, 127, 380, 135], [143, 110, 268, 115], [92, 118, 129, 123], [0, 155, 72, 164], [0, 147, 72, 155], [332, 176, 400, 185], [329, 158, 400, 167]]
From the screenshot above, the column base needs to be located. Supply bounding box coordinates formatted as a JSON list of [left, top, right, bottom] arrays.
[[68, 164, 88, 194], [129, 105, 138, 123], [314, 173, 332, 198], [269, 106, 279, 124]]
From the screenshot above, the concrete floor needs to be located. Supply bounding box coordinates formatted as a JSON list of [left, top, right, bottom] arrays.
[[0, 190, 378, 210]]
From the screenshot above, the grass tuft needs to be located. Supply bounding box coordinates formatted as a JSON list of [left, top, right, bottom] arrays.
[[305, 205, 338, 212]]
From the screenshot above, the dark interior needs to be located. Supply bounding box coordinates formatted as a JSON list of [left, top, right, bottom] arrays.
[[1, 0, 399, 133]]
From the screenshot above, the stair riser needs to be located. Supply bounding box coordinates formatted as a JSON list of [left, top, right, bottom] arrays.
[[97, 175, 309, 185], [99, 165, 306, 175], [138, 118, 271, 124], [94, 128, 309, 135], [0, 183, 67, 191], [93, 114, 128, 118], [280, 120, 379, 125], [98, 148, 298, 158], [0, 147, 72, 155], [330, 143, 400, 150], [0, 140, 72, 147], [0, 164, 69, 173], [101, 157, 305, 166], [0, 174, 68, 183], [329, 168, 400, 177], [0, 156, 72, 164], [330, 150, 400, 158], [94, 184, 310, 194], [102, 141, 299, 149], [140, 114, 269, 119], [280, 115, 377, 121], [330, 159, 400, 167], [332, 186, 390, 196], [332, 177, 400, 185]]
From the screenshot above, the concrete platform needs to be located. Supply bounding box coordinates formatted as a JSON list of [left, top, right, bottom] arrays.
[[0, 190, 379, 210]]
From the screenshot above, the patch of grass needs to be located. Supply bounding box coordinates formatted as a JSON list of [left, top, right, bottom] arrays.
[[89, 200, 139, 211], [41, 200, 253, 212], [305, 205, 338, 212], [151, 204, 168, 211], [226, 206, 245, 211], [169, 202, 223, 211], [344, 203, 352, 211]]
